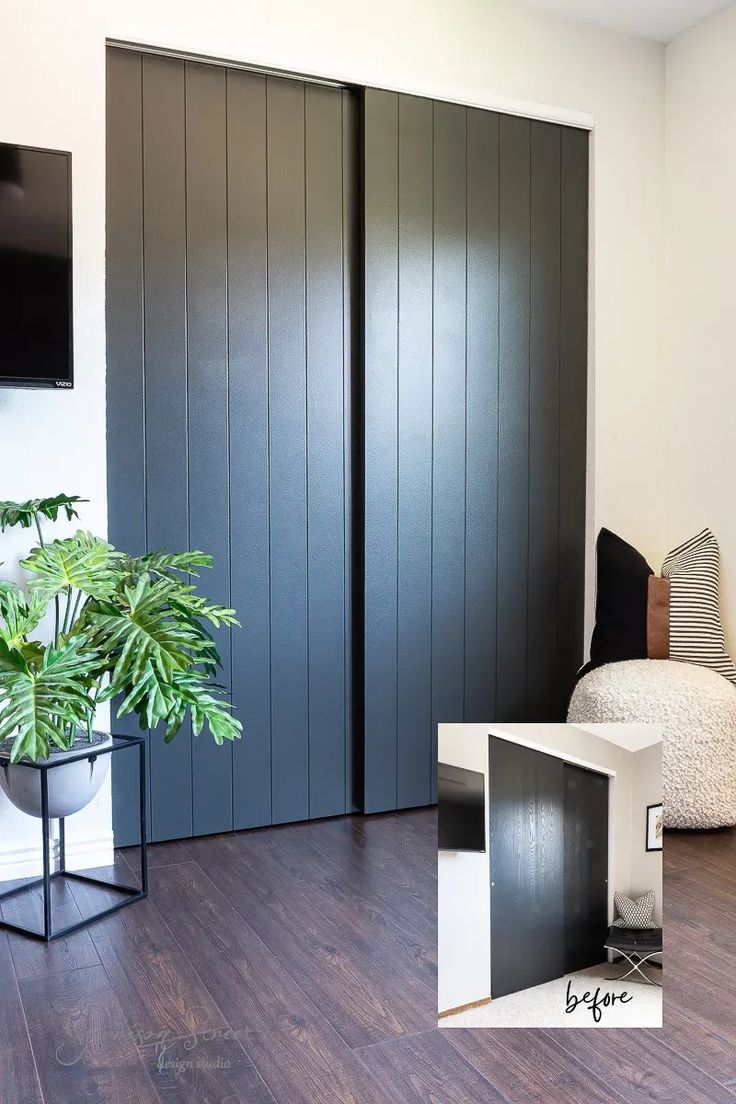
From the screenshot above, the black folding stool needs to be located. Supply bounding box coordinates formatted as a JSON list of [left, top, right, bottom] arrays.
[[604, 926, 663, 987]]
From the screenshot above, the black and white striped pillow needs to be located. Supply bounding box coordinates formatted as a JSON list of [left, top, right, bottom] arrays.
[[662, 529, 736, 685], [612, 890, 656, 929]]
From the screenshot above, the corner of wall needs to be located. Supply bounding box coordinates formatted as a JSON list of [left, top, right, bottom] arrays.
[[661, 3, 736, 650], [627, 742, 663, 925]]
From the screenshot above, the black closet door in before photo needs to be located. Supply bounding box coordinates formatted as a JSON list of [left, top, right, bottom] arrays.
[[489, 736, 609, 997], [363, 92, 589, 814], [488, 736, 565, 998], [563, 762, 609, 973]]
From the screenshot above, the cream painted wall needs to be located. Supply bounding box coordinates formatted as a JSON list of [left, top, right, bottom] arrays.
[[0, 1, 107, 570], [664, 3, 736, 651], [0, 0, 666, 873], [438, 722, 662, 1012], [0, 2, 112, 879]]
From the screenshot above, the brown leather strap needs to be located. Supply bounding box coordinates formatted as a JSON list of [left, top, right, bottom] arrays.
[[647, 576, 670, 659]]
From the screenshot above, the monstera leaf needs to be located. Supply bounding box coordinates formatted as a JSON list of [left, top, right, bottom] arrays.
[[21, 532, 121, 602], [125, 549, 214, 579], [0, 587, 47, 649], [104, 656, 173, 730], [86, 574, 208, 689], [0, 638, 27, 674], [0, 639, 99, 762], [90, 573, 241, 746], [119, 552, 238, 632], [166, 669, 241, 745], [167, 587, 239, 630], [0, 495, 86, 532], [100, 658, 240, 746]]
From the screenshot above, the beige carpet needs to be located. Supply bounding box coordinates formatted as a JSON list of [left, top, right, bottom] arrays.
[[439, 962, 662, 1029]]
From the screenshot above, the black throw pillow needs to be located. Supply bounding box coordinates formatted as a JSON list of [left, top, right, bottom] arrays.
[[585, 528, 653, 675]]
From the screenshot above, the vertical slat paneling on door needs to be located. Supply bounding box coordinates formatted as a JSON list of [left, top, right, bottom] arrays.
[[363, 92, 587, 810], [109, 48, 354, 840], [306, 84, 349, 818], [109, 57, 588, 832], [228, 70, 272, 830], [397, 94, 433, 809], [185, 61, 233, 835], [342, 89, 358, 813], [142, 54, 193, 842], [267, 77, 309, 824], [106, 48, 147, 848], [363, 89, 399, 813], [431, 101, 467, 794]]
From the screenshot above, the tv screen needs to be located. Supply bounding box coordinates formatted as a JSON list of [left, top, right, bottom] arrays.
[[0, 142, 72, 388], [438, 762, 485, 852]]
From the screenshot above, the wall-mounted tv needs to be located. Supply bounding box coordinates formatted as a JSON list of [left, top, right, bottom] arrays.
[[0, 142, 73, 389], [438, 762, 486, 852]]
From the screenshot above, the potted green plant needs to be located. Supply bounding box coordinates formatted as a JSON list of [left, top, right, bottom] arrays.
[[0, 494, 241, 818]]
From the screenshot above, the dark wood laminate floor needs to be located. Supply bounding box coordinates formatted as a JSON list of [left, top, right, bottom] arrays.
[[1, 811, 735, 1104]]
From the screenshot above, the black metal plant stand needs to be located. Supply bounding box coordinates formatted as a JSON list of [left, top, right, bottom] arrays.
[[0, 733, 147, 942]]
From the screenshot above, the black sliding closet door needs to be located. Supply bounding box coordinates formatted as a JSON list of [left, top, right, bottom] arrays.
[[563, 763, 609, 973], [108, 51, 589, 841], [488, 736, 565, 998], [489, 737, 609, 997], [363, 92, 589, 813], [107, 47, 357, 843]]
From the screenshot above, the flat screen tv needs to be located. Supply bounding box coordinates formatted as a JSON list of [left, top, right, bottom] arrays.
[[0, 142, 72, 388], [438, 762, 485, 852]]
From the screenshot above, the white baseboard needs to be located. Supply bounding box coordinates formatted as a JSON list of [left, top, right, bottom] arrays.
[[0, 830, 115, 882]]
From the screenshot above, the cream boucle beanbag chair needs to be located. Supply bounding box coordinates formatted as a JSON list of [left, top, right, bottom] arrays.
[[568, 659, 736, 829]]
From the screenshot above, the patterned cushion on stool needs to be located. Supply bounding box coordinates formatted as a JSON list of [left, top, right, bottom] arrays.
[[612, 891, 656, 928]]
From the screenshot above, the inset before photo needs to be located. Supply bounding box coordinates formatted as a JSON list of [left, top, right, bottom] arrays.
[[438, 723, 663, 1028]]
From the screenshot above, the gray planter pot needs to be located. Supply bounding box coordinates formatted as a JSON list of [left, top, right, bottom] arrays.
[[0, 731, 112, 819]]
